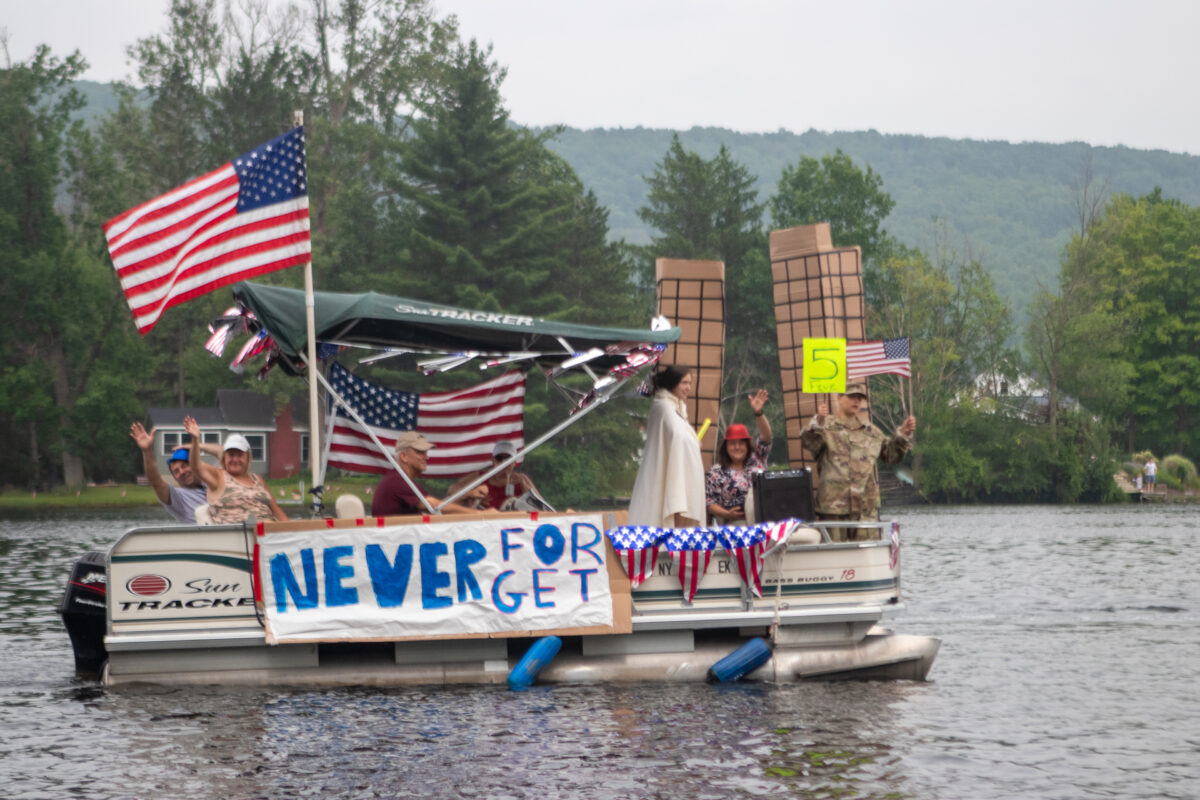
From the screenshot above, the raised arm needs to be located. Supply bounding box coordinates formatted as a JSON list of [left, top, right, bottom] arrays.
[[881, 416, 917, 464], [184, 416, 223, 491], [748, 389, 772, 443], [800, 402, 830, 459], [130, 422, 171, 505]]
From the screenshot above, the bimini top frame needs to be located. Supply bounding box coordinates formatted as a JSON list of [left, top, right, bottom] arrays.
[[227, 281, 682, 515]]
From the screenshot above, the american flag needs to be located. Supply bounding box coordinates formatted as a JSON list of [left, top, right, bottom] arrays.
[[664, 528, 718, 603], [846, 337, 912, 379], [326, 362, 525, 479], [889, 521, 901, 570], [104, 127, 311, 335], [607, 526, 665, 588]]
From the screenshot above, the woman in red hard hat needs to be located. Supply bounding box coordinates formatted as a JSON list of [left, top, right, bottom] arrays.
[[705, 389, 772, 525]]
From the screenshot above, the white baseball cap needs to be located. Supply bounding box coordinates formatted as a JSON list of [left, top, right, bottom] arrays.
[[223, 434, 251, 453]]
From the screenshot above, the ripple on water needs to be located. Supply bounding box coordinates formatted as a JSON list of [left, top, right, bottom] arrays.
[[3, 506, 1200, 799]]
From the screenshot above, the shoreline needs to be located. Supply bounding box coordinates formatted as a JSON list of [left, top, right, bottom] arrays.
[[0, 477, 382, 512]]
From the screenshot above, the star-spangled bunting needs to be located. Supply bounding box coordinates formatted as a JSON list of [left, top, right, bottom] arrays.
[[717, 520, 801, 598], [663, 528, 718, 603], [608, 526, 663, 588], [717, 526, 765, 597], [608, 520, 807, 599]]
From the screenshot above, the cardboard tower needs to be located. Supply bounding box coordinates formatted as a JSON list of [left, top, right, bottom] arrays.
[[769, 223, 866, 471], [654, 258, 725, 469]]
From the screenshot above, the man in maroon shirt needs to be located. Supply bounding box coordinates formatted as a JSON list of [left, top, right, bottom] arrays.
[[371, 431, 484, 517]]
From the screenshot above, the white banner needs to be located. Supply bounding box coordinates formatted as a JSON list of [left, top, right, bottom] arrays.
[[258, 514, 614, 643]]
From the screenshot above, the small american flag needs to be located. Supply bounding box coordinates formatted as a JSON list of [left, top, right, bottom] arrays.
[[326, 362, 525, 479], [104, 127, 311, 335], [608, 526, 665, 588], [889, 521, 901, 569], [846, 337, 912, 379], [664, 528, 718, 603]]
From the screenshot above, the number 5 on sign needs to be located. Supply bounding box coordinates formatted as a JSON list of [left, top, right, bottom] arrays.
[[802, 338, 847, 394]]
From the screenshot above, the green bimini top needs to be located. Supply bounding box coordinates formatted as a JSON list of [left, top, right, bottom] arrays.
[[232, 281, 680, 374]]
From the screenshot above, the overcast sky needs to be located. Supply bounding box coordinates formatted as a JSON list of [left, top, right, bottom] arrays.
[[5, 0, 1198, 155]]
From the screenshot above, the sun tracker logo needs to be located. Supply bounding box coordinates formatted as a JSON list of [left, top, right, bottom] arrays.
[[127, 574, 171, 596]]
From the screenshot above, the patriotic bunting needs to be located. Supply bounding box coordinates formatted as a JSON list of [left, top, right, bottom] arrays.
[[717, 526, 767, 598], [606, 519, 808, 600], [608, 526, 663, 588], [663, 528, 718, 603]]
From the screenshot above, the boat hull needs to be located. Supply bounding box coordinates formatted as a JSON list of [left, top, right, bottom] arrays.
[[71, 517, 939, 687]]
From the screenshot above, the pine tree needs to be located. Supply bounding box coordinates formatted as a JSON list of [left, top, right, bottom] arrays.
[[396, 40, 577, 314]]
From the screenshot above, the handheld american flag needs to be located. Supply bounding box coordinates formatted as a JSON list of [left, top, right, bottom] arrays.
[[326, 362, 525, 479], [104, 127, 311, 335], [846, 337, 911, 379]]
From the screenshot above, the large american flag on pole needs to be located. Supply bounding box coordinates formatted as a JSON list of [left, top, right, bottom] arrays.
[[104, 127, 311, 335], [846, 337, 912, 379], [326, 362, 525, 479]]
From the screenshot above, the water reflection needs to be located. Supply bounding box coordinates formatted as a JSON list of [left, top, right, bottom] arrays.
[[3, 506, 1199, 799]]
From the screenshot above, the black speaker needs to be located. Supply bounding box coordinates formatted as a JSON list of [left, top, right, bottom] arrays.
[[752, 468, 814, 523]]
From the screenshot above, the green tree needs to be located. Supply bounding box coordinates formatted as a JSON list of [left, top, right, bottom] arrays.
[[865, 236, 1016, 490], [0, 46, 145, 487], [391, 39, 645, 502], [1082, 189, 1200, 456], [396, 40, 577, 315], [770, 148, 896, 263], [1026, 160, 1133, 431], [637, 136, 774, 425]]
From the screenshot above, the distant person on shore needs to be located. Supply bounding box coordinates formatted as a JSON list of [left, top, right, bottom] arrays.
[[130, 421, 219, 524], [184, 416, 289, 523], [1144, 457, 1157, 492], [628, 365, 706, 529], [371, 431, 485, 517], [801, 381, 916, 540]]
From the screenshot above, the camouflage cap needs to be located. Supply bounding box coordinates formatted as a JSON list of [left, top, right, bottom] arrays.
[[843, 381, 868, 397]]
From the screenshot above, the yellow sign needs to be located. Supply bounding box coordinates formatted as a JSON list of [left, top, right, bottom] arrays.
[[802, 338, 847, 394]]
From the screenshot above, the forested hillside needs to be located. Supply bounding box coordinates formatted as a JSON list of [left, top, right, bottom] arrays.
[[74, 78, 1200, 314], [547, 127, 1200, 315]]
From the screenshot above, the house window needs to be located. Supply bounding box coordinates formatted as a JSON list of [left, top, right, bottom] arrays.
[[244, 434, 266, 462], [162, 430, 220, 455], [300, 434, 310, 465]]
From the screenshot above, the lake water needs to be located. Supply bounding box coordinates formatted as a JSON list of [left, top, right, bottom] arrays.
[[2, 504, 1198, 799]]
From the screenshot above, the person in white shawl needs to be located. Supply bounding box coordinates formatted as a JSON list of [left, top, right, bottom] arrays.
[[628, 366, 706, 528]]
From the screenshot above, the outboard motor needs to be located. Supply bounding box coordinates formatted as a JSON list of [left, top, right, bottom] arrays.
[[59, 551, 108, 675]]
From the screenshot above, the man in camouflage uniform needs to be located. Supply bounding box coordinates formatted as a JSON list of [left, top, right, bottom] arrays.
[[800, 381, 916, 540]]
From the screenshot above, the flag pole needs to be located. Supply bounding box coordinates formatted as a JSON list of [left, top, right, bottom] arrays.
[[296, 109, 322, 513]]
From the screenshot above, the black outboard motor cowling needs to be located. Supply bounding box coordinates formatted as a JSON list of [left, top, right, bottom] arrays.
[[59, 551, 108, 675]]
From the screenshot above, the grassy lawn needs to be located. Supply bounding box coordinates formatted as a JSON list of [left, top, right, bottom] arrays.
[[0, 475, 385, 511]]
